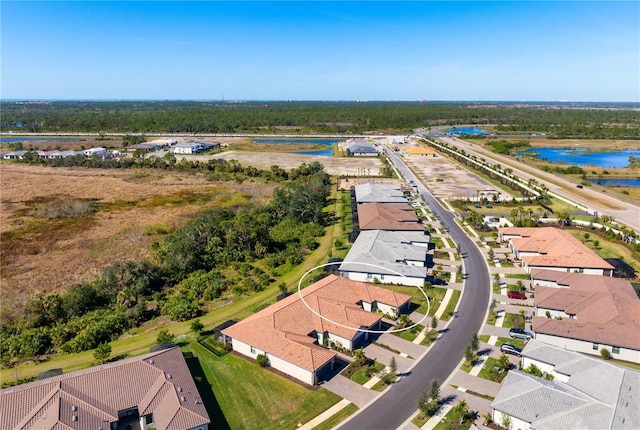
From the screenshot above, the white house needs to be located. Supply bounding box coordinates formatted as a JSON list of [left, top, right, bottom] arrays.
[[498, 227, 614, 276], [83, 147, 108, 157], [222, 275, 411, 385], [531, 269, 640, 364], [339, 230, 428, 287], [491, 339, 640, 430]]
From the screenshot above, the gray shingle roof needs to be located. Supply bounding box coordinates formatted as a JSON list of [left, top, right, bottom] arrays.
[[354, 183, 407, 203], [492, 339, 640, 430]]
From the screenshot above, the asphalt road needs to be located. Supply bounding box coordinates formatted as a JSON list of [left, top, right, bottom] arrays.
[[339, 148, 491, 430]]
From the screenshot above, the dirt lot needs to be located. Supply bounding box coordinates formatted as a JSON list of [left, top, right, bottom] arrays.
[[399, 143, 513, 200], [0, 164, 273, 316], [180, 150, 385, 176]]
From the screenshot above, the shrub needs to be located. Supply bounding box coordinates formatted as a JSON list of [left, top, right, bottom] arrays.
[[256, 353, 268, 367], [600, 348, 611, 360]]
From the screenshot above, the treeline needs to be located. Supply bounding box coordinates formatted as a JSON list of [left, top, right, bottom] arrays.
[[1, 101, 639, 138], [0, 161, 331, 367]]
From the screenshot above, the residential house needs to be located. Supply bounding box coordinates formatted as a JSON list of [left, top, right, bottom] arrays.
[[339, 230, 429, 287], [354, 183, 408, 204], [357, 202, 424, 231], [345, 140, 378, 156], [531, 269, 640, 363], [2, 150, 28, 159], [126, 142, 163, 152], [173, 141, 219, 154], [498, 227, 614, 276], [222, 275, 411, 386], [0, 347, 210, 430], [491, 339, 640, 430]]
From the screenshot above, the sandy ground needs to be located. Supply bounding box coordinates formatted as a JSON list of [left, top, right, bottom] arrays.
[[399, 142, 513, 200], [179, 150, 385, 176]]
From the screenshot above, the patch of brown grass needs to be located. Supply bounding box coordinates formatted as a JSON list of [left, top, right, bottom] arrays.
[[0, 164, 274, 317]]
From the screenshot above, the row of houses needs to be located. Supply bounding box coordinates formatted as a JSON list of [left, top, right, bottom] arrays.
[[222, 182, 428, 385], [1, 147, 113, 160]]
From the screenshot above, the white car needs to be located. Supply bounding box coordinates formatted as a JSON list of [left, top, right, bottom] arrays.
[[411, 202, 421, 208]]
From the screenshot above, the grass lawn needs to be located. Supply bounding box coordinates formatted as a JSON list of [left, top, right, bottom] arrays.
[[312, 403, 359, 430], [502, 312, 521, 329], [433, 405, 476, 430], [477, 357, 508, 383], [492, 283, 501, 294], [351, 361, 385, 385], [431, 237, 445, 249], [384, 285, 447, 317], [611, 359, 640, 371], [486, 310, 498, 326], [421, 329, 439, 347], [394, 324, 425, 342], [183, 342, 341, 430], [440, 290, 461, 321], [412, 412, 430, 428], [505, 273, 531, 280], [370, 373, 397, 392], [494, 337, 526, 349], [565, 228, 640, 274], [479, 335, 490, 344]]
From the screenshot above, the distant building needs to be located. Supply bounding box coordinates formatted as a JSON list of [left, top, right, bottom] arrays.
[[173, 141, 220, 154], [345, 140, 378, 156], [354, 183, 408, 204]]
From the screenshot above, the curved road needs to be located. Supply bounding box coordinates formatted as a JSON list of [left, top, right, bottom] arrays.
[[339, 148, 491, 430]]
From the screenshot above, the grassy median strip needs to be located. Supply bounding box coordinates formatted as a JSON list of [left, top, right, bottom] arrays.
[[440, 290, 461, 321], [311, 403, 359, 430]]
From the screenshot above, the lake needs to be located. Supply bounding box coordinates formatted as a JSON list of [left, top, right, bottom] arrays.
[[588, 178, 640, 187], [517, 147, 640, 169], [446, 127, 490, 135], [252, 139, 340, 157]]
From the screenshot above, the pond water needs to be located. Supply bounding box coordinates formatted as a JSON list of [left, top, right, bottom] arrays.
[[446, 127, 490, 135], [517, 147, 640, 169], [588, 178, 640, 187], [252, 139, 340, 157]]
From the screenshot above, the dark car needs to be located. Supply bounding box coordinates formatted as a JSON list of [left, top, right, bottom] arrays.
[[500, 343, 523, 356], [509, 328, 533, 340], [507, 290, 527, 300]]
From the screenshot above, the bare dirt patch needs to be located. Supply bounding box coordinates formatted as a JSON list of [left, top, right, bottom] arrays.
[[0, 164, 273, 314]]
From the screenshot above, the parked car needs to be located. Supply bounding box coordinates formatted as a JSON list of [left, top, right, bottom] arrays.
[[509, 328, 532, 340], [500, 343, 523, 356], [507, 290, 527, 300]]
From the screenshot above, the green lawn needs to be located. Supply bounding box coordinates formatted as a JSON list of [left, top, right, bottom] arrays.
[[383, 285, 447, 317], [505, 273, 531, 280], [420, 329, 439, 347], [348, 361, 385, 385], [432, 404, 475, 430], [312, 403, 359, 430], [394, 324, 425, 342], [477, 357, 508, 383], [494, 337, 525, 349], [440, 290, 461, 321], [502, 312, 518, 328], [183, 342, 341, 430]]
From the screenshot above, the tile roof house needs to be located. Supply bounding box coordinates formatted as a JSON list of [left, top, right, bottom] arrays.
[[357, 202, 425, 231], [354, 183, 408, 204], [498, 227, 614, 276], [222, 275, 411, 386], [339, 230, 429, 287], [491, 339, 640, 430], [0, 347, 210, 430], [530, 269, 640, 364]]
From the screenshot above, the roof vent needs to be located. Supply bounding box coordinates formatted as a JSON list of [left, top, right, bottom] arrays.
[[71, 405, 77, 411], [166, 374, 172, 379], [149, 359, 154, 364], [177, 387, 182, 392], [180, 396, 186, 402], [71, 416, 77, 422]]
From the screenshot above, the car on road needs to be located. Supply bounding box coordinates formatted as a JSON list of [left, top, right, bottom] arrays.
[[500, 343, 523, 356], [577, 184, 584, 189], [507, 290, 527, 300], [509, 328, 533, 340]]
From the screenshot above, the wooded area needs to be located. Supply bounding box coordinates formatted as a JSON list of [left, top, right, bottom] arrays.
[[2, 101, 639, 138]]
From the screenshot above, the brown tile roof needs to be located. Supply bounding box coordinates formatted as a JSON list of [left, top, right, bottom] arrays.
[[0, 347, 210, 430], [500, 227, 613, 270], [357, 203, 424, 231], [223, 275, 411, 372], [532, 270, 640, 350]]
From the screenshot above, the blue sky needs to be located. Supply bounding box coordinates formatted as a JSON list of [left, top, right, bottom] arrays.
[[1, 1, 638, 101]]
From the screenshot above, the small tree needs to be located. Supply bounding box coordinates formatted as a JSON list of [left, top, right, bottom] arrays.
[[417, 390, 430, 416], [470, 332, 479, 352], [488, 248, 495, 260], [190, 319, 204, 334], [94, 342, 111, 364], [278, 282, 288, 294], [497, 354, 510, 372], [389, 356, 398, 375], [429, 379, 440, 401], [465, 343, 475, 364], [501, 413, 512, 430], [431, 316, 438, 330], [600, 348, 611, 360], [157, 328, 175, 344], [583, 232, 590, 242]]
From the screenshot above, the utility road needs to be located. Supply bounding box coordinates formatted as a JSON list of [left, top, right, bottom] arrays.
[[339, 148, 491, 430]]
